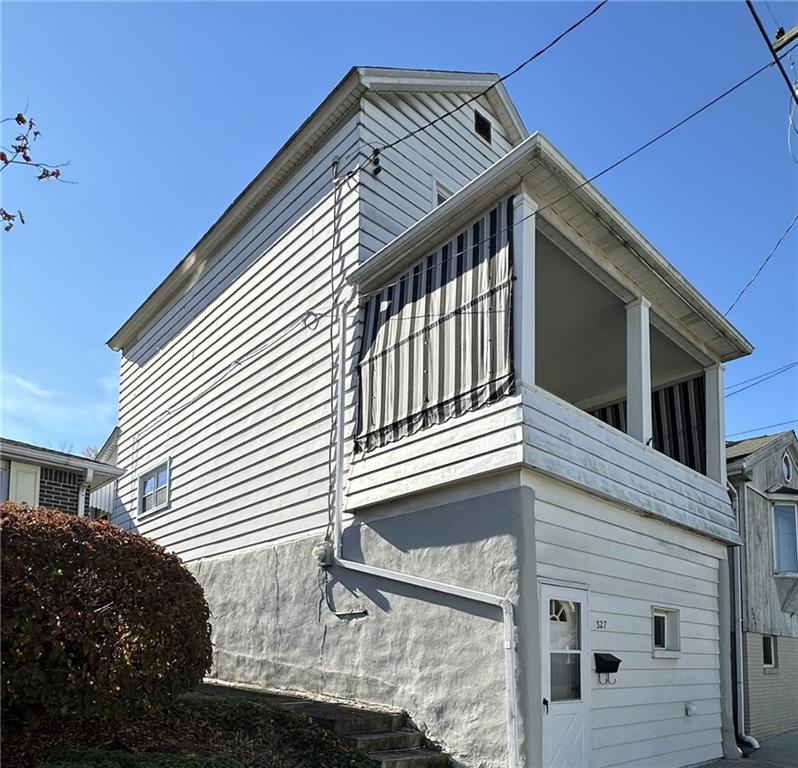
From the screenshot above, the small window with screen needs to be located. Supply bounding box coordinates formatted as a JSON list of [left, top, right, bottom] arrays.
[[652, 607, 680, 654], [763, 635, 777, 668]]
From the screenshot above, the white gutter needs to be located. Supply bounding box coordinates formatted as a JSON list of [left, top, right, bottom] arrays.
[[727, 481, 760, 753], [330, 296, 520, 768]]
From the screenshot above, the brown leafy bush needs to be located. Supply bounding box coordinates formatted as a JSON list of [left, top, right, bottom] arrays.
[[0, 503, 212, 726]]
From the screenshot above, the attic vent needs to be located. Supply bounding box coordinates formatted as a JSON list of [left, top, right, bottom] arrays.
[[474, 110, 492, 143]]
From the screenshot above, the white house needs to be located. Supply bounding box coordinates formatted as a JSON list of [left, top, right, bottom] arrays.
[[105, 67, 753, 768], [726, 431, 798, 742]]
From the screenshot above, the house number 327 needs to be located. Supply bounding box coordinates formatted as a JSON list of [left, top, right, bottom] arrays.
[[595, 619, 608, 630]]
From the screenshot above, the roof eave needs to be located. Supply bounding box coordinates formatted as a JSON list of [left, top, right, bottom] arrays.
[[350, 132, 753, 363], [107, 67, 528, 353], [108, 66, 365, 352], [0, 439, 126, 484]]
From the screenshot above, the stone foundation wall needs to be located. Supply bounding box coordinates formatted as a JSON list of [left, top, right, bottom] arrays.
[[190, 485, 537, 768]]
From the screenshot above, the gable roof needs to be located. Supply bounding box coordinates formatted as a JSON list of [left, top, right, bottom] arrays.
[[726, 430, 797, 462], [107, 67, 527, 353], [350, 132, 753, 364]]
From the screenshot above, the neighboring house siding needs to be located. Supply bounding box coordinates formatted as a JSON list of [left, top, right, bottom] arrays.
[[742, 631, 798, 739], [731, 438, 798, 741], [739, 445, 798, 637], [530, 472, 725, 768], [90, 480, 118, 519], [38, 467, 84, 514]]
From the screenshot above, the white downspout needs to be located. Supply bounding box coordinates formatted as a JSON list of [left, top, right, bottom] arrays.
[[77, 468, 93, 517], [330, 297, 521, 768], [727, 481, 760, 752]]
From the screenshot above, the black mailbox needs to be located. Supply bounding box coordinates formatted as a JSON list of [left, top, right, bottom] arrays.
[[594, 653, 622, 674]]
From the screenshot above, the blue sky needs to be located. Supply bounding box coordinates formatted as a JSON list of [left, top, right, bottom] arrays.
[[2, 1, 796, 452]]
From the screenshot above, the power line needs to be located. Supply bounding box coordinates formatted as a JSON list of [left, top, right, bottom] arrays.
[[763, 1, 781, 29], [727, 418, 798, 437], [338, 1, 609, 175], [726, 359, 798, 390], [746, 0, 798, 107], [383, 2, 608, 155], [724, 212, 798, 316], [362, 47, 797, 299], [725, 361, 798, 397]]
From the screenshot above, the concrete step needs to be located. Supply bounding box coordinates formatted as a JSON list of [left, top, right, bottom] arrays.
[[281, 699, 405, 734], [367, 749, 449, 768], [346, 730, 424, 751]]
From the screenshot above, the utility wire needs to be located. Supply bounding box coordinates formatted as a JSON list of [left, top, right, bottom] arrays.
[[727, 418, 798, 437], [726, 360, 798, 390], [763, 0, 781, 28], [338, 1, 609, 174], [361, 47, 797, 299], [746, 0, 798, 107], [725, 362, 798, 397], [724, 212, 798, 316], [382, 1, 608, 155]]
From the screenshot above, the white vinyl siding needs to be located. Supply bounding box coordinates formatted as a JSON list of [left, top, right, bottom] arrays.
[[114, 90, 519, 558], [522, 386, 737, 542], [530, 472, 724, 768], [358, 91, 514, 255], [114, 114, 363, 554]]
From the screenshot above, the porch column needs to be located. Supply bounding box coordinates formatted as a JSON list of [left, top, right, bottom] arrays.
[[513, 189, 537, 390], [625, 297, 652, 445], [705, 363, 727, 484]]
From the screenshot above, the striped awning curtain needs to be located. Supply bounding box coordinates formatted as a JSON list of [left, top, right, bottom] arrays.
[[590, 375, 706, 474], [356, 197, 515, 452]]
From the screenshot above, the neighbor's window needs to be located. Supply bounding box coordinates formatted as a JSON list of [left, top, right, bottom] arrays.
[[783, 453, 793, 483], [763, 635, 777, 668], [474, 110, 492, 143], [773, 504, 798, 573], [652, 607, 680, 653], [139, 461, 169, 514]]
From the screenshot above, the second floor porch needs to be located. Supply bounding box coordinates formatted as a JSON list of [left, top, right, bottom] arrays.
[[343, 134, 751, 544]]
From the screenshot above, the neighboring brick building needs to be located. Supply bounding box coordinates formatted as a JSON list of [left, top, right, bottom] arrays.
[[0, 437, 123, 516], [727, 431, 798, 741]]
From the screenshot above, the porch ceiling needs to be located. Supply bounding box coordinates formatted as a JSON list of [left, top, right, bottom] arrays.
[[536, 233, 704, 410]]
